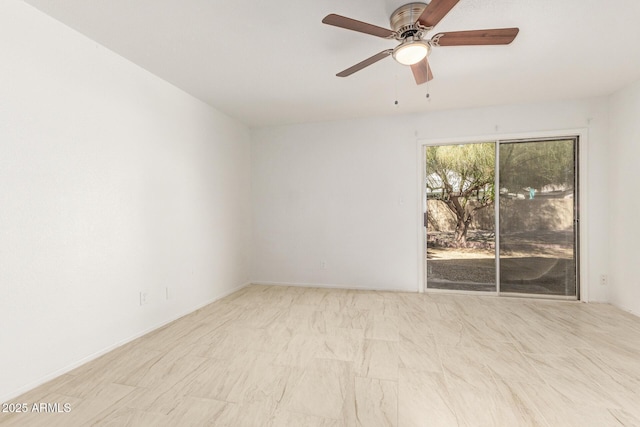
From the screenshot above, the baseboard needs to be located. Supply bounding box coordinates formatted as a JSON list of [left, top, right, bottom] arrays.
[[1, 281, 250, 403], [250, 280, 417, 293]]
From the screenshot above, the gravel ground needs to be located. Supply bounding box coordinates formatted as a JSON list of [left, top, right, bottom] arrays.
[[426, 229, 576, 295]]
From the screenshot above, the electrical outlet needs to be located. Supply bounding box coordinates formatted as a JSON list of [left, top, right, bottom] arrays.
[[139, 291, 149, 306], [321, 261, 327, 270], [599, 274, 608, 286]]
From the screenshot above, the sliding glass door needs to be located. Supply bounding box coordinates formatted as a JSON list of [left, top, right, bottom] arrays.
[[498, 139, 577, 296], [424, 137, 579, 298], [425, 142, 497, 292]]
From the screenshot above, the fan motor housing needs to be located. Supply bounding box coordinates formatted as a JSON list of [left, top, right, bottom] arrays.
[[390, 2, 428, 39]]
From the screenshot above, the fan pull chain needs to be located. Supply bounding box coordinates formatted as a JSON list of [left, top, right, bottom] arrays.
[[425, 75, 431, 101], [394, 74, 399, 107]]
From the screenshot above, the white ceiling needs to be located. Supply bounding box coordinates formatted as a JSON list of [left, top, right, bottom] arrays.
[[22, 0, 640, 128]]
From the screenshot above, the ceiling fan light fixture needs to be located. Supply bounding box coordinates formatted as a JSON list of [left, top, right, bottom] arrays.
[[393, 39, 430, 65], [323, 2, 520, 84]]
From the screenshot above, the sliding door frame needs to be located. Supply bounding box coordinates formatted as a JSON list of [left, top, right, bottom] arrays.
[[416, 128, 589, 301]]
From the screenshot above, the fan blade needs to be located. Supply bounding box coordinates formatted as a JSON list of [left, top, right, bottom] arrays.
[[336, 50, 393, 77], [411, 58, 434, 85], [432, 28, 520, 46], [322, 14, 395, 38], [416, 0, 460, 28]]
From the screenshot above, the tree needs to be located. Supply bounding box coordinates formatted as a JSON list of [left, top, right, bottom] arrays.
[[499, 140, 574, 193], [426, 140, 575, 246], [426, 143, 495, 245]]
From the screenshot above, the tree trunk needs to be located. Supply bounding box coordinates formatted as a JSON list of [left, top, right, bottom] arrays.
[[454, 214, 472, 245], [454, 218, 467, 244], [443, 195, 473, 246]]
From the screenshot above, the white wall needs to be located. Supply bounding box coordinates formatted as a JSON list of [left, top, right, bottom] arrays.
[[608, 79, 640, 316], [251, 98, 610, 301], [0, 1, 251, 401], [252, 120, 419, 291]]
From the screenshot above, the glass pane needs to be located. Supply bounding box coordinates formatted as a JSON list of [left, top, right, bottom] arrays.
[[425, 143, 496, 292], [498, 139, 576, 296]]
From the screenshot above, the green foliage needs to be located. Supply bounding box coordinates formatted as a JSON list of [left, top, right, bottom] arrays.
[[426, 142, 495, 202], [426, 143, 496, 243], [499, 140, 574, 191]]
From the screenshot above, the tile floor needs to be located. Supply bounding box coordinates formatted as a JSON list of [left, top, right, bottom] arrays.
[[2, 285, 640, 426]]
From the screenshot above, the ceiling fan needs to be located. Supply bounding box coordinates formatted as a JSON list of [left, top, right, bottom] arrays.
[[322, 0, 519, 85]]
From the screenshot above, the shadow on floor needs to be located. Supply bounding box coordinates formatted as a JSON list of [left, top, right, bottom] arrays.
[[427, 257, 576, 296]]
